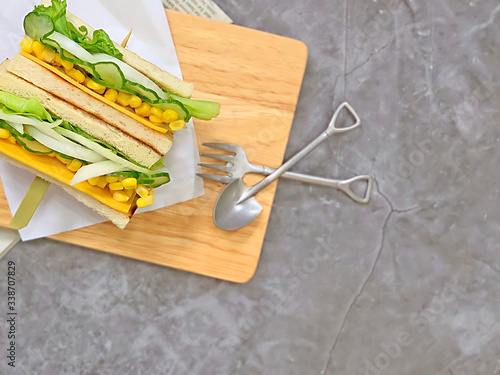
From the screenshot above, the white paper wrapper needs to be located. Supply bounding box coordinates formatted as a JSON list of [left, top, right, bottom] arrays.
[[0, 0, 204, 240]]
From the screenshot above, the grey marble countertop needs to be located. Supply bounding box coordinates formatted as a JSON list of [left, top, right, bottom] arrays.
[[1, 0, 500, 374]]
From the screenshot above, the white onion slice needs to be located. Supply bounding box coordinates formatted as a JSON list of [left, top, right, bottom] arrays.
[[49, 31, 95, 61], [5, 121, 23, 134], [71, 160, 128, 186], [47, 32, 167, 100], [25, 126, 105, 163], [56, 128, 151, 174], [0, 112, 61, 128]]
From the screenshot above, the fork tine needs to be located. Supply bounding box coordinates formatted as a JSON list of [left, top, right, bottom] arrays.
[[200, 153, 234, 162], [198, 163, 230, 172], [201, 142, 239, 153], [196, 173, 233, 184]]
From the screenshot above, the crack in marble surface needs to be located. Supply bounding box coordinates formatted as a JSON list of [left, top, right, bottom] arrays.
[[467, 4, 500, 36], [320, 181, 422, 374], [345, 38, 394, 78], [401, 0, 417, 21], [469, 255, 500, 275]]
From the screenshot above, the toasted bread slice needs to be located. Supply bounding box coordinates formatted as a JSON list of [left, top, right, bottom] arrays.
[[7, 54, 173, 156], [0, 58, 163, 169]]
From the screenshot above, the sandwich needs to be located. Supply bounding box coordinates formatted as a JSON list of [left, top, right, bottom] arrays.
[[0, 0, 220, 229]]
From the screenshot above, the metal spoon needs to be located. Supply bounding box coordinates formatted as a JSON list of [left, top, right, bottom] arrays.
[[213, 102, 361, 230]]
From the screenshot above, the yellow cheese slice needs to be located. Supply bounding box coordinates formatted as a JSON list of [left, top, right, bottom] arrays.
[[19, 51, 168, 134], [0, 139, 133, 214]]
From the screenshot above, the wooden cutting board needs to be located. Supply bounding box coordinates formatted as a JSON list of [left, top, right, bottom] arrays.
[[0, 10, 308, 283]]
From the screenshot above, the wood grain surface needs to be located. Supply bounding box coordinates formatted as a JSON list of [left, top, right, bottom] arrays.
[[0, 10, 308, 283]]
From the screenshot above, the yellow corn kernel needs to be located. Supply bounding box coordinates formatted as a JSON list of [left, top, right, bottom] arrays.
[[60, 59, 74, 71], [150, 107, 163, 119], [137, 195, 154, 208], [162, 109, 179, 123], [135, 102, 152, 117], [73, 70, 86, 84], [136, 185, 149, 198], [116, 91, 130, 106], [66, 69, 77, 80], [8, 136, 16, 144], [85, 78, 106, 95], [48, 152, 57, 158], [169, 119, 185, 131], [55, 154, 70, 164], [20, 37, 33, 54], [32, 41, 45, 59], [88, 176, 101, 186], [96, 177, 108, 189], [105, 175, 120, 183], [0, 128, 10, 139], [128, 95, 142, 108], [112, 191, 130, 203], [149, 115, 163, 123], [104, 89, 118, 103], [41, 49, 56, 63], [124, 188, 135, 198], [54, 53, 62, 66], [122, 178, 137, 190], [108, 181, 124, 191], [67, 159, 83, 172]]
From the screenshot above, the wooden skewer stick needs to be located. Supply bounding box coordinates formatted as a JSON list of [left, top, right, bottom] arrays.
[[121, 28, 133, 48]]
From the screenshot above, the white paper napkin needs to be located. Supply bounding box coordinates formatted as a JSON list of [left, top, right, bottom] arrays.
[[0, 0, 204, 240]]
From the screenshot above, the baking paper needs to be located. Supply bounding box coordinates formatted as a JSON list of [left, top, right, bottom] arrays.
[[0, 0, 204, 240]]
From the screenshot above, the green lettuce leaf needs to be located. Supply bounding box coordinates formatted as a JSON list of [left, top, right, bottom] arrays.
[[25, 0, 122, 59], [79, 29, 120, 57], [0, 92, 54, 122]]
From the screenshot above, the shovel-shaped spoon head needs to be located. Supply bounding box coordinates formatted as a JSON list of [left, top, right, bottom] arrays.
[[214, 179, 263, 230]]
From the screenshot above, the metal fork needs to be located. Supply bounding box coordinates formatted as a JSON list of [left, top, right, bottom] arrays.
[[197, 143, 373, 204]]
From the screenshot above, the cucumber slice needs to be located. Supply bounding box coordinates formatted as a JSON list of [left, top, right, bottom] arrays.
[[170, 94, 220, 121], [110, 171, 140, 179], [111, 171, 170, 188], [16, 137, 52, 155], [125, 82, 161, 102], [138, 173, 170, 188], [155, 102, 189, 122], [0, 120, 52, 155], [94, 62, 126, 87], [24, 13, 53, 41]]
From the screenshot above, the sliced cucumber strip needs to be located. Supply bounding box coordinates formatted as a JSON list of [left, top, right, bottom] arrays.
[[93, 62, 126, 87], [110, 171, 170, 188], [138, 173, 170, 188], [155, 101, 189, 122]]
